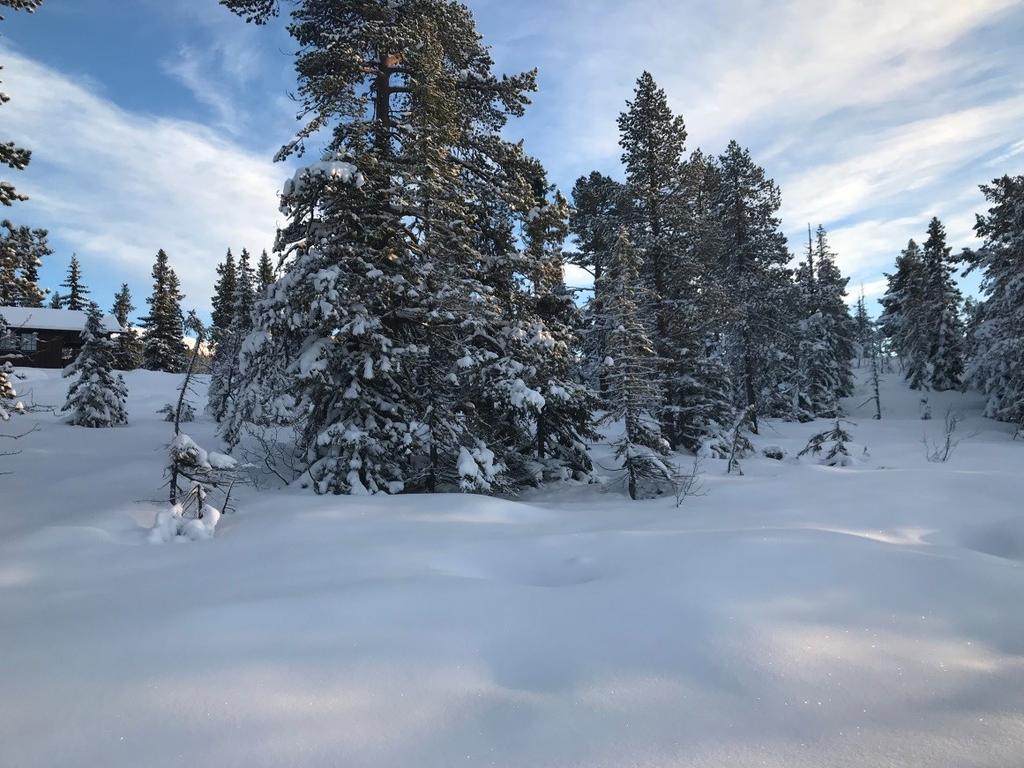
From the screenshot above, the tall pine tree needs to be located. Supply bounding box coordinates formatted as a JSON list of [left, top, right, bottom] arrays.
[[600, 229, 672, 500], [224, 0, 592, 495], [256, 249, 275, 292], [712, 140, 792, 428], [921, 217, 965, 390], [963, 175, 1024, 427], [879, 239, 931, 389], [111, 283, 142, 370], [59, 254, 90, 311], [140, 249, 186, 373], [210, 248, 237, 339]]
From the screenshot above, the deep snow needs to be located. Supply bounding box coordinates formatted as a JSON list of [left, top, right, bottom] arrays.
[[1, 366, 1023, 767]]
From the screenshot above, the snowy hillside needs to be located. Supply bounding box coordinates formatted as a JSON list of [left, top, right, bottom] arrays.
[[2, 367, 1024, 767]]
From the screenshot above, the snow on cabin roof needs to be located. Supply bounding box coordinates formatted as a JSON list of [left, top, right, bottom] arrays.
[[0, 306, 123, 334]]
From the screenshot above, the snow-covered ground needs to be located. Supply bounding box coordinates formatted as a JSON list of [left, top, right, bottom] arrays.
[[2, 367, 1023, 767]]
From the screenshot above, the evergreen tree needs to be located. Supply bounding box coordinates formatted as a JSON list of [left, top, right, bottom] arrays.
[[616, 72, 717, 449], [600, 229, 673, 500], [569, 171, 626, 394], [520, 179, 599, 481], [111, 284, 142, 370], [208, 249, 257, 423], [712, 140, 792, 427], [962, 175, 1024, 427], [0, 220, 48, 306], [234, 248, 255, 327], [879, 239, 930, 389], [140, 249, 186, 373], [921, 217, 965, 391], [256, 249, 275, 291], [812, 225, 855, 396], [61, 302, 128, 427], [111, 283, 134, 327], [47, 291, 60, 308], [0, 316, 22, 421], [854, 289, 872, 366], [1, 0, 43, 208], [224, 0, 589, 495], [210, 248, 237, 337], [59, 254, 90, 311]]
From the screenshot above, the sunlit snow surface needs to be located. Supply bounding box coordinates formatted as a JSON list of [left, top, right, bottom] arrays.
[[2, 367, 1023, 767]]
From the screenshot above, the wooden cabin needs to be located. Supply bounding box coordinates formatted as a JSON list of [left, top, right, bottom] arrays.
[[0, 306, 123, 369]]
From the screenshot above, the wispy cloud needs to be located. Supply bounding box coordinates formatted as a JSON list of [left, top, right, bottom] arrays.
[[475, 0, 1024, 296], [2, 46, 284, 314]]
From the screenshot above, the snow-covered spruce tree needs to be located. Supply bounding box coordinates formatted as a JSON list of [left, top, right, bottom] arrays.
[[712, 140, 793, 428], [0, 317, 22, 422], [921, 217, 965, 391], [799, 418, 856, 467], [854, 289, 873, 367], [1, 0, 43, 209], [879, 239, 930, 390], [812, 225, 855, 397], [207, 247, 256, 423], [519, 177, 599, 481], [256, 249, 275, 292], [617, 72, 723, 450], [61, 302, 128, 428], [58, 253, 90, 311], [110, 283, 142, 370], [210, 248, 237, 341], [140, 249, 186, 373], [962, 175, 1024, 428], [225, 0, 591, 495], [789, 225, 852, 419], [601, 229, 673, 499], [569, 171, 627, 395], [0, 220, 49, 306]]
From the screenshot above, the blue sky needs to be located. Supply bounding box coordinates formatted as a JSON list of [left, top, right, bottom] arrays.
[[2, 0, 1023, 322]]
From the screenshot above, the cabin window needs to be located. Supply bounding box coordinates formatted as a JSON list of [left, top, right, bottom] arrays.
[[19, 333, 38, 352], [0, 332, 18, 353]]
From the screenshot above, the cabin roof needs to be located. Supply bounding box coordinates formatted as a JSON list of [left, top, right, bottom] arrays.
[[0, 306, 123, 334]]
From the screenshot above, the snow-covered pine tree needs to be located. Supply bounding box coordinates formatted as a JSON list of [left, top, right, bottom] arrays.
[[61, 302, 128, 428], [0, 220, 48, 306], [962, 175, 1024, 428], [225, 0, 591, 495], [812, 225, 855, 397], [601, 228, 673, 499], [233, 248, 255, 327], [58, 254, 90, 311], [140, 249, 186, 373], [798, 418, 856, 467], [520, 177, 599, 481], [921, 217, 965, 391], [879, 239, 930, 390], [47, 291, 60, 308], [854, 289, 872, 367], [210, 248, 237, 341], [569, 171, 626, 395], [712, 140, 793, 428], [110, 283, 142, 370], [0, 316, 22, 422], [617, 72, 716, 450], [790, 225, 853, 418], [207, 247, 256, 423], [0, 0, 43, 209], [256, 249, 274, 292], [111, 283, 133, 327]]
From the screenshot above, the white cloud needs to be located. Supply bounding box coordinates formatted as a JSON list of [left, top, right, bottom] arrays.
[[1, 46, 285, 314]]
